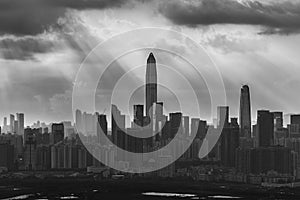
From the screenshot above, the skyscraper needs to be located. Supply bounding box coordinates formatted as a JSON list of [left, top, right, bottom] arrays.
[[3, 117, 7, 133], [17, 113, 24, 136], [217, 106, 229, 128], [273, 112, 283, 130], [97, 114, 108, 145], [291, 115, 300, 125], [257, 110, 274, 147], [9, 114, 14, 133], [145, 53, 157, 117], [111, 105, 125, 146], [51, 123, 64, 145], [220, 118, 239, 167], [133, 105, 144, 127], [239, 85, 251, 138], [75, 109, 83, 133]]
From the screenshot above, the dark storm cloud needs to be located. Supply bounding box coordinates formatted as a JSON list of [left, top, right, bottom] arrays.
[[0, 36, 56, 60], [0, 0, 125, 36], [159, 0, 300, 34]]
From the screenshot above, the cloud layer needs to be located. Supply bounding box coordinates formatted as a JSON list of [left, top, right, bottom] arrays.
[[0, 0, 125, 36], [159, 0, 300, 34]]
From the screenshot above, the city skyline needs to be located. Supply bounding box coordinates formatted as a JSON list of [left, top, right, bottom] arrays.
[[1, 1, 300, 199], [1, 42, 300, 197]]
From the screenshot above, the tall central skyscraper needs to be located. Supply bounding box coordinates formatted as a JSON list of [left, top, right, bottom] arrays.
[[239, 85, 251, 138], [145, 53, 157, 117]]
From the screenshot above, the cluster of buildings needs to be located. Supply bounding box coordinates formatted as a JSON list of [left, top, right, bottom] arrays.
[[0, 53, 300, 185]]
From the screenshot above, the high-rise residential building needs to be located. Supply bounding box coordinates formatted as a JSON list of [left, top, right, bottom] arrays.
[[239, 85, 251, 138], [51, 123, 64, 145], [17, 113, 24, 136], [217, 106, 229, 128], [257, 110, 274, 147], [145, 53, 157, 117]]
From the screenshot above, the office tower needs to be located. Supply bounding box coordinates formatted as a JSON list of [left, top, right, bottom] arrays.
[[152, 102, 165, 133], [111, 105, 126, 145], [13, 120, 18, 134], [17, 113, 24, 136], [291, 115, 300, 125], [231, 117, 239, 128], [273, 112, 283, 130], [220, 117, 239, 167], [239, 85, 251, 138], [155, 102, 163, 119], [145, 53, 157, 117], [217, 106, 229, 128], [289, 115, 300, 138], [133, 105, 144, 127], [191, 118, 200, 137], [51, 123, 64, 145], [3, 117, 7, 127], [272, 112, 287, 144], [81, 112, 95, 135], [10, 114, 14, 133], [97, 114, 108, 145], [75, 109, 82, 133], [3, 117, 7, 133], [257, 110, 274, 147], [182, 116, 189, 136], [169, 112, 182, 138]]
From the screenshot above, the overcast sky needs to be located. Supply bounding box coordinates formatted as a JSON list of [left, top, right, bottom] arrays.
[[1, 0, 300, 126]]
